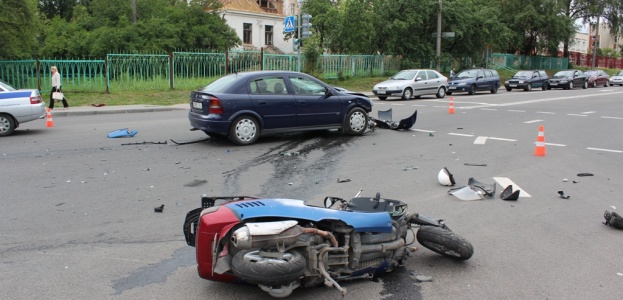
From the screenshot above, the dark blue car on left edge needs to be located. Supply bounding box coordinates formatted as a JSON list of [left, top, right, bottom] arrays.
[[188, 71, 373, 145]]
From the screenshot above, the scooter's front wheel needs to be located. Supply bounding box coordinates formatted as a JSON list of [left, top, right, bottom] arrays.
[[416, 226, 474, 260], [231, 250, 306, 285]]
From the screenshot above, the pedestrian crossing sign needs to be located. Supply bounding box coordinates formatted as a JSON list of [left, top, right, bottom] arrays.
[[284, 16, 295, 33]]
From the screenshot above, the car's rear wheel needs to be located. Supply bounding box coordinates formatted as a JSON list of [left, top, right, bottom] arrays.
[[377, 96, 387, 100], [343, 107, 368, 135], [468, 84, 476, 95], [491, 85, 498, 94], [0, 113, 16, 137], [524, 83, 532, 91], [229, 115, 259, 146], [583, 80, 588, 89], [542, 82, 549, 90], [605, 81, 609, 87], [435, 87, 446, 98], [401, 88, 413, 100]]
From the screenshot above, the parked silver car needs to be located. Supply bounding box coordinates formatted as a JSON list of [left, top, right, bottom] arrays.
[[372, 69, 448, 100], [0, 81, 46, 136], [610, 70, 623, 86]]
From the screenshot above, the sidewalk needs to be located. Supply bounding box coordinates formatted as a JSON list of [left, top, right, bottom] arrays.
[[49, 104, 190, 116]]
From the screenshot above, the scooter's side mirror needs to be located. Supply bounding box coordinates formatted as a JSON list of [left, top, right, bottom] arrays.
[[324, 197, 336, 208]]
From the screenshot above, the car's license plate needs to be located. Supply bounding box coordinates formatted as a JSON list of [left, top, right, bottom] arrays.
[[510, 84, 517, 87], [377, 90, 386, 94], [193, 101, 203, 109], [449, 86, 456, 90], [550, 83, 557, 86]]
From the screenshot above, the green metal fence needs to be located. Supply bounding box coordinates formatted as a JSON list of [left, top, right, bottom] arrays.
[[491, 54, 568, 70], [0, 51, 404, 92]]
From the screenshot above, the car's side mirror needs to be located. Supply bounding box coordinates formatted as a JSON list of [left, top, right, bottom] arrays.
[[415, 77, 422, 81]]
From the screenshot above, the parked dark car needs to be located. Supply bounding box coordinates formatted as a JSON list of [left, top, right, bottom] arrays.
[[447, 68, 501, 95], [584, 70, 610, 87], [548, 69, 588, 90], [504, 70, 550, 91], [188, 71, 373, 145]]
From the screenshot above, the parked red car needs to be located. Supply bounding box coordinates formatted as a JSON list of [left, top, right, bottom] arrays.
[[584, 70, 610, 87]]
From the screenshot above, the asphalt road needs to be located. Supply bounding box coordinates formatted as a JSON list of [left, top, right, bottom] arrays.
[[2, 87, 623, 299]]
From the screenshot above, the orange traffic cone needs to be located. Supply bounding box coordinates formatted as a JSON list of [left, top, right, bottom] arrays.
[[46, 108, 54, 128], [448, 97, 455, 114], [534, 125, 546, 156]]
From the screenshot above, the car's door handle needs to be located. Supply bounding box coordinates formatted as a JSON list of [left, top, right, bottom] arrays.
[[258, 101, 267, 105], [298, 101, 307, 105]]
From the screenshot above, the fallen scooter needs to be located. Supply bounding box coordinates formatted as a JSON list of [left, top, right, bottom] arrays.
[[183, 192, 474, 298]]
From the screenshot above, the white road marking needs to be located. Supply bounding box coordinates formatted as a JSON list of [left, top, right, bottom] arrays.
[[524, 119, 543, 124], [601, 116, 623, 120], [567, 114, 588, 117], [489, 137, 517, 142], [474, 136, 488, 144], [449, 133, 474, 137], [507, 110, 525, 112], [481, 108, 498, 111], [544, 143, 566, 147], [392, 103, 405, 106], [493, 177, 532, 197], [536, 111, 556, 114], [411, 129, 434, 133], [434, 105, 448, 108], [581, 111, 596, 114], [587, 147, 623, 153], [411, 104, 427, 107]]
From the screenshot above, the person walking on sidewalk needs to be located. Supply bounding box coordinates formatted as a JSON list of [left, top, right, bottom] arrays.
[[49, 66, 69, 109]]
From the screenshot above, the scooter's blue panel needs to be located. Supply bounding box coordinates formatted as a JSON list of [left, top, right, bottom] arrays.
[[224, 198, 392, 233]]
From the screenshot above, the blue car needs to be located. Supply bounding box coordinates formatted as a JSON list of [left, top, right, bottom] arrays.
[[447, 68, 501, 95], [188, 71, 373, 145]]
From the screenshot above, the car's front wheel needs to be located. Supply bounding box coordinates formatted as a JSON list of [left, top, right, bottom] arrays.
[[343, 107, 368, 135], [491, 85, 498, 94], [401, 88, 413, 100], [567, 81, 574, 90], [468, 84, 476, 95], [0, 113, 16, 137], [505, 87, 512, 92], [436, 87, 446, 98], [229, 115, 260, 146], [524, 83, 532, 91], [446, 91, 453, 95]]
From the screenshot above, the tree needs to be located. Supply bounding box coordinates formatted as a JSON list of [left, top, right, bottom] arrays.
[[38, 0, 79, 21], [0, 0, 39, 59]]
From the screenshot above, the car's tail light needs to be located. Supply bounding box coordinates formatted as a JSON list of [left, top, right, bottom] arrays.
[[30, 95, 42, 104], [209, 97, 224, 114]]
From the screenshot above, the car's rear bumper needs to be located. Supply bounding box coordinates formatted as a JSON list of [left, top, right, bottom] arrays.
[[188, 111, 230, 135]]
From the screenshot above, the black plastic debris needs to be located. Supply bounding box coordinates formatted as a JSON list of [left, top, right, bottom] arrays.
[[577, 173, 594, 177], [573, 180, 579, 183], [464, 163, 487, 167], [184, 179, 207, 187], [468, 177, 496, 197], [558, 190, 570, 199], [337, 178, 351, 183], [169, 138, 210, 145], [429, 133, 434, 137], [603, 211, 623, 229], [370, 110, 417, 130], [154, 204, 164, 213], [500, 185, 520, 201], [403, 165, 417, 171]]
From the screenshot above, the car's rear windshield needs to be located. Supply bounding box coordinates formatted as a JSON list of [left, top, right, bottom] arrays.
[[200, 74, 238, 93], [0, 81, 16, 91], [584, 71, 597, 76]]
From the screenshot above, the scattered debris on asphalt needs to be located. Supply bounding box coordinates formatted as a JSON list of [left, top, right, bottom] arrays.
[[429, 133, 434, 137], [415, 275, 433, 282], [169, 138, 210, 145], [154, 205, 164, 213], [558, 190, 570, 199], [108, 128, 138, 138], [184, 179, 207, 187], [438, 167, 456, 186], [603, 210, 623, 229], [403, 165, 417, 171], [464, 163, 487, 167], [500, 185, 520, 201], [122, 141, 167, 145], [573, 180, 579, 183], [449, 186, 484, 201], [281, 151, 300, 156], [370, 110, 418, 130], [468, 178, 496, 197], [337, 178, 351, 183], [563, 178, 569, 182], [55, 202, 65, 206], [577, 173, 594, 177]]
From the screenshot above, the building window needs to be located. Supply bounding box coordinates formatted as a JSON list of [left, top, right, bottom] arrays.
[[243, 23, 252, 44], [265, 25, 273, 46], [290, 4, 295, 15]]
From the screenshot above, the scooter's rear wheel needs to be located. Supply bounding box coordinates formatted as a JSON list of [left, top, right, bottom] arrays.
[[416, 226, 474, 260], [231, 250, 306, 285]]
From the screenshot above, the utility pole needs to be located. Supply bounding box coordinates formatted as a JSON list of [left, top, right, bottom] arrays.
[[132, 0, 137, 25], [297, 0, 302, 72], [591, 17, 600, 70], [436, 0, 442, 71]]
